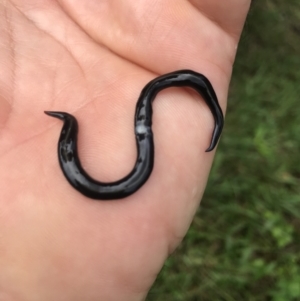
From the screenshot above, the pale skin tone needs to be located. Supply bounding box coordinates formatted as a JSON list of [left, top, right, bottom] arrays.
[[0, 0, 251, 300]]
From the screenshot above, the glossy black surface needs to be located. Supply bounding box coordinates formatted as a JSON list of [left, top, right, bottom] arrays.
[[45, 70, 224, 200]]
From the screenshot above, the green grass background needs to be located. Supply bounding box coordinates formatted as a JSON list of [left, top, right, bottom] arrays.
[[147, 0, 300, 300]]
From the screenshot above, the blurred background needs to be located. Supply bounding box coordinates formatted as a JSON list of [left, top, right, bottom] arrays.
[[147, 0, 300, 300]]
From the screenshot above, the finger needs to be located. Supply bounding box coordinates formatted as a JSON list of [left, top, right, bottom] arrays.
[[57, 0, 236, 86], [0, 2, 14, 130], [188, 0, 251, 38]]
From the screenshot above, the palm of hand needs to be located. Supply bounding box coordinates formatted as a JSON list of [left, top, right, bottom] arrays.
[[0, 1, 250, 300]]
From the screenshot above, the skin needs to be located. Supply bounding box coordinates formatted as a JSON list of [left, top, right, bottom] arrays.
[[0, 1, 251, 300]]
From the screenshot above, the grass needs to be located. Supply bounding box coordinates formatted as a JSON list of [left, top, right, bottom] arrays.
[[147, 0, 300, 300]]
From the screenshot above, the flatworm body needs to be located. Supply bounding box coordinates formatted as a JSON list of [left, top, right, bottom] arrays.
[[45, 70, 224, 200]]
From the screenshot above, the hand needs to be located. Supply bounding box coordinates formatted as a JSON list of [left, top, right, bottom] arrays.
[[0, 1, 251, 300]]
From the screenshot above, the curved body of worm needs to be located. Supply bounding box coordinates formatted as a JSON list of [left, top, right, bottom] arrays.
[[45, 69, 224, 200]]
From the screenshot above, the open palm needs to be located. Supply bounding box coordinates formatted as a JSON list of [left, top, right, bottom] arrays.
[[0, 1, 250, 300]]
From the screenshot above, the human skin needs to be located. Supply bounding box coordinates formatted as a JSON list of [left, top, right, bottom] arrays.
[[0, 1, 251, 300]]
